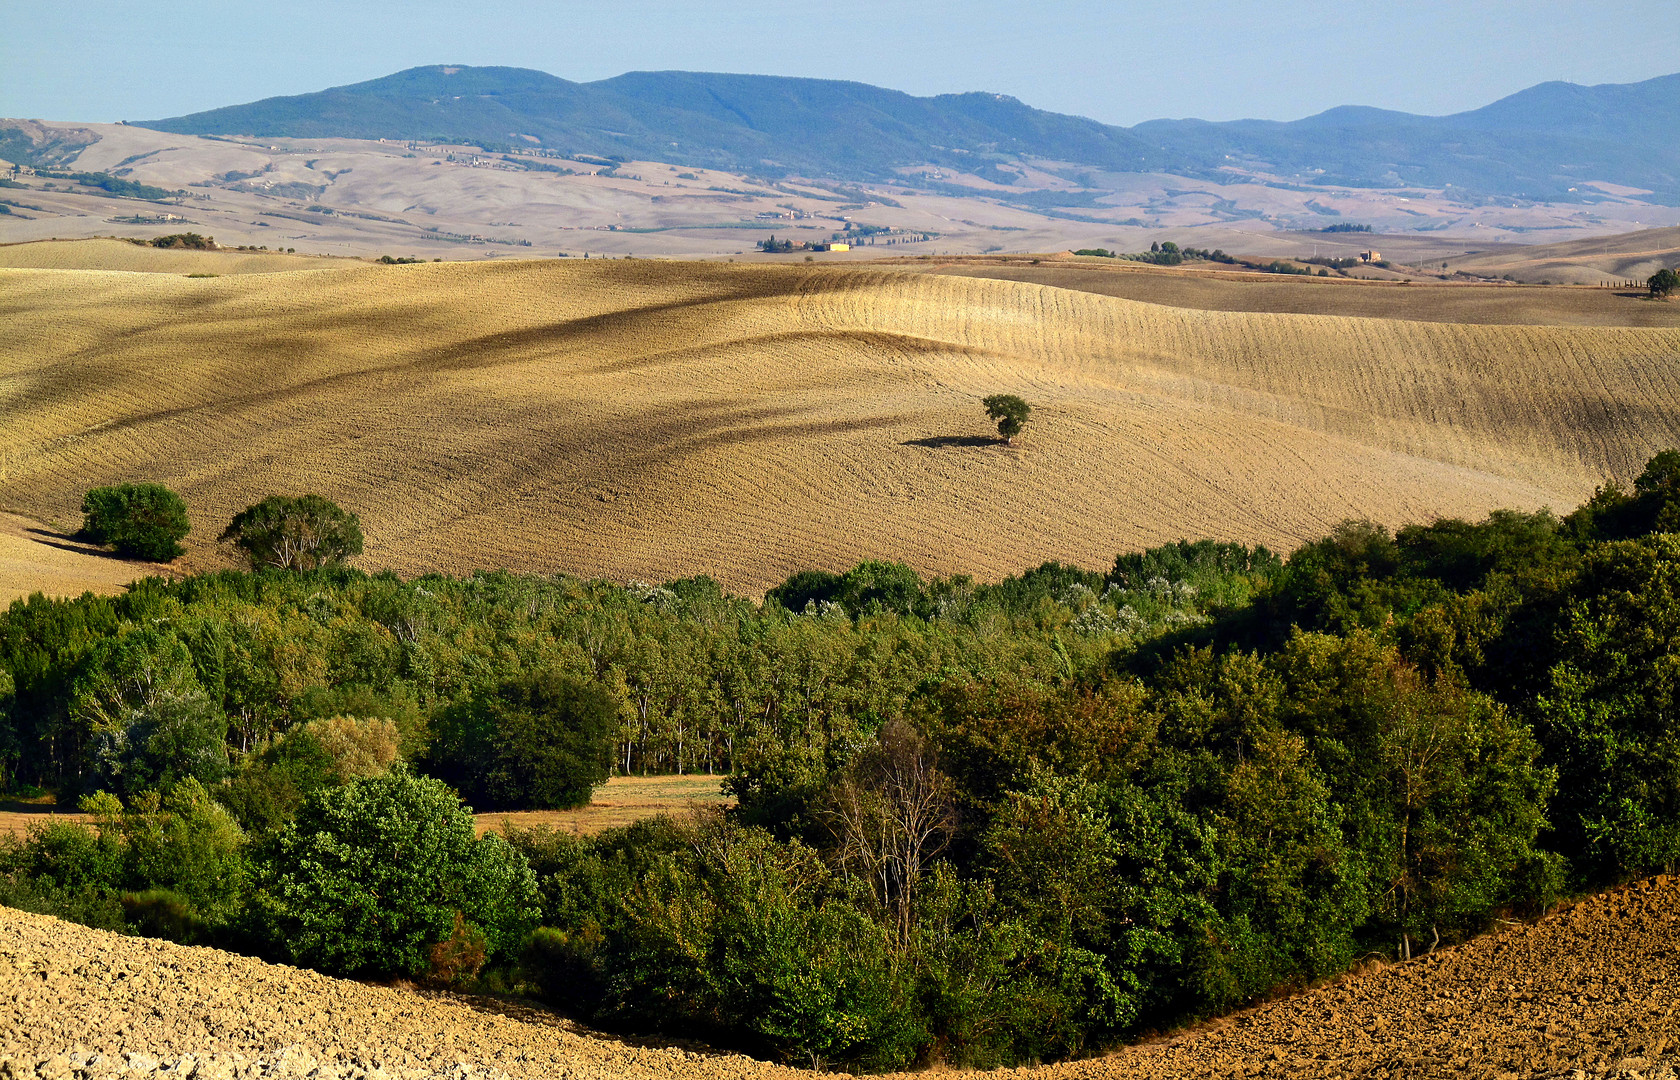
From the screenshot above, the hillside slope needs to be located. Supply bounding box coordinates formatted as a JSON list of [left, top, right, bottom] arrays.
[[0, 239, 330, 275], [3, 259, 1679, 591], [132, 66, 1680, 201], [4, 876, 1677, 1075]]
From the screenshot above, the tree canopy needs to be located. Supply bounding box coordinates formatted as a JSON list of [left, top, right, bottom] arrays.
[[80, 483, 191, 562], [218, 494, 363, 571], [982, 394, 1032, 445]]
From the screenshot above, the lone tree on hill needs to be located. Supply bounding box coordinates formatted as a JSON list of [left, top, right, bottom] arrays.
[[79, 482, 191, 561], [1650, 268, 1678, 299], [219, 494, 364, 571], [983, 394, 1033, 445]]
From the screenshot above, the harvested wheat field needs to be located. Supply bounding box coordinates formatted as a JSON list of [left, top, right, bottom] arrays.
[[903, 257, 1680, 328], [4, 256, 1680, 592], [473, 774, 731, 837], [0, 775, 728, 841], [0, 511, 179, 605], [5, 876, 1680, 1077]]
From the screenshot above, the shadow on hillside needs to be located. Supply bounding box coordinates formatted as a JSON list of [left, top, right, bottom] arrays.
[[21, 526, 143, 563], [413, 987, 733, 1058], [901, 434, 997, 449]]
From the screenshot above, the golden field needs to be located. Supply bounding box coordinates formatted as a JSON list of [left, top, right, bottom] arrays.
[[3, 251, 1679, 597], [905, 254, 1680, 328]]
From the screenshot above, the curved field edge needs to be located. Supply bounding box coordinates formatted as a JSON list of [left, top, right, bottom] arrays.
[[3, 258, 1678, 592], [4, 875, 1677, 1076]]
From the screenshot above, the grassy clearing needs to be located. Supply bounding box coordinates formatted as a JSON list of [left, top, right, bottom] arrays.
[[2, 257, 1678, 593], [0, 775, 726, 840], [474, 773, 731, 836]]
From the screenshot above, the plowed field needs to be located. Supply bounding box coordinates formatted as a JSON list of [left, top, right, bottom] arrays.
[[4, 257, 1680, 593], [4, 876, 1678, 1077]]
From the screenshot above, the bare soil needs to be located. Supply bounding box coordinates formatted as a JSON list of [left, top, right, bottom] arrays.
[[4, 876, 1679, 1077]]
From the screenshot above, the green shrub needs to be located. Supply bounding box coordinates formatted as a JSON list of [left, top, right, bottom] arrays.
[[218, 494, 363, 571], [121, 888, 210, 942], [79, 483, 191, 561], [257, 767, 539, 978], [428, 669, 615, 810]]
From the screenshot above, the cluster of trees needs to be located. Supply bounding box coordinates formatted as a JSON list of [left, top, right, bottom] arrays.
[[74, 487, 362, 572], [5, 453, 1680, 1067], [1317, 223, 1373, 233], [1074, 242, 1236, 266], [38, 171, 182, 202], [1650, 268, 1677, 299], [144, 233, 215, 250]]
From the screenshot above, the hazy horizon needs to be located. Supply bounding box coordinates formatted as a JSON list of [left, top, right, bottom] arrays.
[[4, 1, 1678, 128]]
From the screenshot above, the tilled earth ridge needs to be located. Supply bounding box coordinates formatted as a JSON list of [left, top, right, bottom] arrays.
[[4, 876, 1679, 1080]]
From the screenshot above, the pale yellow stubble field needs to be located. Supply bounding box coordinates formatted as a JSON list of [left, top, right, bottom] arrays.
[[2, 254, 1678, 599]]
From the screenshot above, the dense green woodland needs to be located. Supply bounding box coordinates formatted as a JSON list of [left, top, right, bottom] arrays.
[[6, 451, 1680, 1068]]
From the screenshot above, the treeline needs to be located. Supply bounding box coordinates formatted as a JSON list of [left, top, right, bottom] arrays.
[[5, 453, 1680, 1068], [38, 170, 183, 202], [1074, 241, 1237, 266]]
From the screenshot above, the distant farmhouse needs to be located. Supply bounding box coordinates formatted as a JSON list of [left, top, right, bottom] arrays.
[[1359, 250, 1382, 263]]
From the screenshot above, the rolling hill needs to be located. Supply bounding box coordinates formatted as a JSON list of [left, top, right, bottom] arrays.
[[3, 256, 1679, 593], [132, 65, 1680, 202]]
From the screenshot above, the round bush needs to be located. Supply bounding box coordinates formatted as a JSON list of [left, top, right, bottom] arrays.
[[260, 767, 538, 978], [80, 483, 191, 561]]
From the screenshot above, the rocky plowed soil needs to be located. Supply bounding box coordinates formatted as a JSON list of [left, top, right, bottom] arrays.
[[5, 876, 1680, 1080]]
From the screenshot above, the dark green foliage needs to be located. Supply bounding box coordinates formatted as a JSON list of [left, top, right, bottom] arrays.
[[757, 235, 795, 253], [1649, 267, 1678, 298], [80, 483, 191, 561], [982, 394, 1032, 444], [36, 170, 179, 201], [255, 767, 539, 978], [149, 233, 214, 250], [218, 494, 363, 570], [765, 568, 843, 613], [1318, 223, 1373, 233], [4, 450, 1680, 1068], [428, 669, 617, 810], [69, 627, 227, 798], [1564, 450, 1680, 540], [1527, 534, 1680, 878]]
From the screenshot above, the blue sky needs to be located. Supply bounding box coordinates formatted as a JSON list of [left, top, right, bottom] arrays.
[[4, 1, 1677, 126]]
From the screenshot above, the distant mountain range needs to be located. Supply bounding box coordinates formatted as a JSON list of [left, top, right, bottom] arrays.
[[136, 66, 1680, 204]]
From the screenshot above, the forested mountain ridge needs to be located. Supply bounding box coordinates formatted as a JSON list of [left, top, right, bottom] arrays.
[[134, 66, 1680, 201]]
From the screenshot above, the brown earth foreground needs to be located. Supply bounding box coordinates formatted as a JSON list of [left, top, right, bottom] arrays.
[[5, 877, 1680, 1079]]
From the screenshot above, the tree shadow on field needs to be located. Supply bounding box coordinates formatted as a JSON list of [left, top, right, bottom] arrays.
[[21, 524, 145, 563], [901, 434, 997, 449]]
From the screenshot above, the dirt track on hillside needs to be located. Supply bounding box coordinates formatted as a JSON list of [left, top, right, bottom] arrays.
[[5, 876, 1680, 1079]]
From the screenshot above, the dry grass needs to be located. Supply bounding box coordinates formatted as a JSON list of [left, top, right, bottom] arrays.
[[474, 774, 731, 836], [900, 255, 1680, 327], [3, 256, 1679, 595], [0, 774, 727, 840]]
